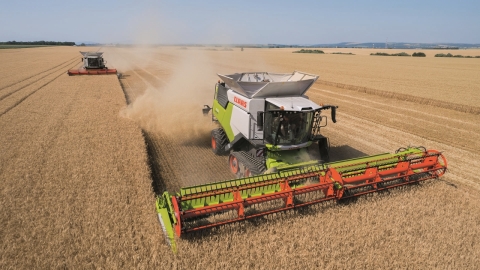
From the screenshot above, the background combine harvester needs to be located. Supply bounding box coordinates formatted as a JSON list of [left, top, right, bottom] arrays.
[[156, 71, 448, 252], [67, 51, 117, 76]]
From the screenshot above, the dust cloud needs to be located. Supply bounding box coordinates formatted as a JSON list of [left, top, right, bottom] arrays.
[[120, 49, 218, 141], [114, 6, 275, 143]]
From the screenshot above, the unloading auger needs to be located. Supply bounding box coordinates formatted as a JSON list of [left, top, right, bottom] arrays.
[[157, 147, 447, 251], [155, 71, 448, 251]]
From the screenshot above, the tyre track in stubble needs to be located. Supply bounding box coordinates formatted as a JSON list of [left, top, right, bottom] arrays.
[[116, 49, 171, 86], [311, 86, 478, 127], [120, 79, 183, 193], [322, 112, 480, 191], [0, 56, 78, 92], [0, 57, 79, 102], [115, 50, 182, 193], [0, 61, 79, 117], [309, 85, 480, 191], [315, 79, 480, 115], [309, 86, 480, 153], [115, 50, 232, 191]]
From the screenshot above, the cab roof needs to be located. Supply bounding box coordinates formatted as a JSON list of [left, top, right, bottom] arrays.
[[266, 96, 321, 111]]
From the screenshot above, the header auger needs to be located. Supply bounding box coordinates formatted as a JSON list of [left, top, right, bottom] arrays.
[[155, 71, 448, 252], [157, 147, 447, 251]]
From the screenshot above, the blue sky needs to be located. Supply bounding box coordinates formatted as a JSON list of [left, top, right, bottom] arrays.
[[0, 0, 478, 44]]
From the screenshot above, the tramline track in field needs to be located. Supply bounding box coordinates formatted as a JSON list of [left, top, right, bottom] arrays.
[[314, 79, 480, 115], [310, 86, 479, 127], [107, 47, 171, 87], [0, 56, 79, 93], [0, 57, 79, 101], [334, 112, 480, 190], [116, 54, 232, 190], [0, 61, 79, 117], [308, 86, 480, 153]]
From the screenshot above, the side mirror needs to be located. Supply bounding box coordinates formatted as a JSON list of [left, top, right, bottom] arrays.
[[331, 106, 337, 123], [257, 111, 264, 131], [202, 105, 211, 116]]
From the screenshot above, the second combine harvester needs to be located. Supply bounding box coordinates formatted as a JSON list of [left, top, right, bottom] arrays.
[[67, 51, 117, 76], [156, 71, 447, 252]]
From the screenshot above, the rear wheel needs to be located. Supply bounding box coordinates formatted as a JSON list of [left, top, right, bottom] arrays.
[[229, 154, 239, 175], [244, 168, 251, 178], [228, 151, 265, 178], [211, 128, 228, 155], [318, 137, 330, 163]]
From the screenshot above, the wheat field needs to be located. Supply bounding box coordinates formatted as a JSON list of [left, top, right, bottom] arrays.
[[1, 46, 480, 269]]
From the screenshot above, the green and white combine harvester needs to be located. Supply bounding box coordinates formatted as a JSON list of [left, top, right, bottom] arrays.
[[156, 71, 447, 252]]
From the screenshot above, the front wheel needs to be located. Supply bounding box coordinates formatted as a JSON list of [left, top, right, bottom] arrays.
[[211, 128, 228, 155], [229, 154, 239, 175], [244, 168, 251, 177]]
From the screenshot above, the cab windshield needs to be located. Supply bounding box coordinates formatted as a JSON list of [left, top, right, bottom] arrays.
[[264, 110, 314, 145]]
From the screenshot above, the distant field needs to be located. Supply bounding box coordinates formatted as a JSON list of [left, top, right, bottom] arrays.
[[1, 46, 480, 268], [0, 47, 82, 89], [218, 47, 480, 107], [311, 47, 480, 57], [111, 46, 480, 268], [0, 47, 156, 268]]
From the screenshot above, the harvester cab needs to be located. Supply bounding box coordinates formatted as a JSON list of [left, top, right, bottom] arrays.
[[155, 71, 448, 253], [205, 71, 337, 178], [81, 51, 106, 69], [67, 51, 117, 76]]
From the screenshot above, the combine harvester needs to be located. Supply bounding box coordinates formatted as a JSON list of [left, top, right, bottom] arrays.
[[67, 51, 117, 76], [156, 71, 447, 252]]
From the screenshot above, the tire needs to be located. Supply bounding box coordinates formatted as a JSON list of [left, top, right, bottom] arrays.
[[244, 168, 252, 178], [229, 154, 239, 175], [211, 128, 228, 155], [318, 137, 330, 163]]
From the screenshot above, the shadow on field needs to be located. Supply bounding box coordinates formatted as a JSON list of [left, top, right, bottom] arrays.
[[181, 131, 211, 149], [179, 199, 350, 242], [142, 131, 165, 195], [180, 181, 439, 243], [329, 145, 368, 162]]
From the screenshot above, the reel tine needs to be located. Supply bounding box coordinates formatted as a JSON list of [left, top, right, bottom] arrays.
[[156, 147, 447, 247]]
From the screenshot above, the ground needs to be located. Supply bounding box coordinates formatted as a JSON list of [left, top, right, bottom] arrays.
[[1, 46, 479, 269]]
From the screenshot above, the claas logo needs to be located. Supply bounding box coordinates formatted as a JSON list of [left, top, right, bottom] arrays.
[[234, 96, 247, 108]]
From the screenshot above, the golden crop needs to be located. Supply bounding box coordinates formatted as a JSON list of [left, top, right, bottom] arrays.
[[1, 46, 479, 268]]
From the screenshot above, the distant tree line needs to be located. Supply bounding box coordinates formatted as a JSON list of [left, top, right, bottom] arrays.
[[435, 53, 480, 58], [412, 52, 426, 57], [370, 52, 411, 56], [293, 49, 325, 54], [0, 41, 75, 46], [331, 52, 355, 55], [427, 47, 459, 50]]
